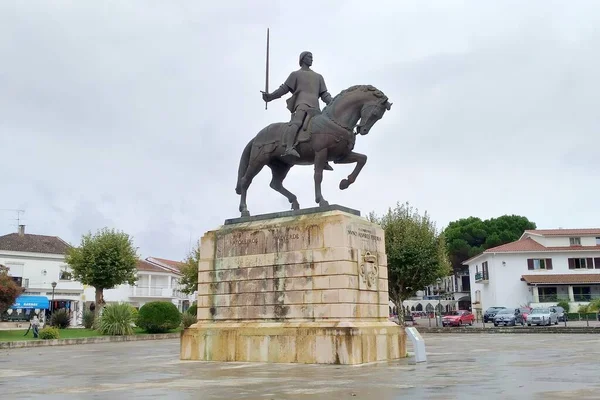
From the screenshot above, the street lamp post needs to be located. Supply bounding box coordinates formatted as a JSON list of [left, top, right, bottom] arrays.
[[436, 278, 443, 327], [51, 281, 57, 315]]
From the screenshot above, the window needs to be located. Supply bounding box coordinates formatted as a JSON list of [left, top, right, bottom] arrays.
[[461, 275, 471, 291], [538, 287, 558, 302], [570, 237, 581, 246], [568, 258, 593, 269], [573, 286, 591, 302], [59, 266, 73, 280], [596, 237, 600, 245], [527, 258, 553, 270], [482, 261, 489, 280]]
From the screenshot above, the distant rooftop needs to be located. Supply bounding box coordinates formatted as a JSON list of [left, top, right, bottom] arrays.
[[523, 229, 600, 237], [0, 225, 70, 255]]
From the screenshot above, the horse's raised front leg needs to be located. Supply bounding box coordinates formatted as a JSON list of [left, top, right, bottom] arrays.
[[313, 149, 329, 207], [336, 151, 367, 190]]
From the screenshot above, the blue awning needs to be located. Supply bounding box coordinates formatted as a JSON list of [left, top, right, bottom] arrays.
[[11, 295, 50, 309]]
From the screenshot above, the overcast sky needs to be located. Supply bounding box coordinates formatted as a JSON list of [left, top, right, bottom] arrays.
[[1, 1, 599, 260]]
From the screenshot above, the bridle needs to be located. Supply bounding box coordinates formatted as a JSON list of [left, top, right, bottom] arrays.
[[323, 107, 355, 133], [324, 102, 383, 135]]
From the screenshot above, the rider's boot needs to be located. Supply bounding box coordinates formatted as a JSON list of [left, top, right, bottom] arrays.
[[282, 124, 301, 158]]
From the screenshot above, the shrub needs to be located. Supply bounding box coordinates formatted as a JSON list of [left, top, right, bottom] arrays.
[[556, 300, 570, 313], [181, 312, 196, 329], [50, 309, 70, 329], [82, 310, 95, 329], [39, 327, 60, 339], [186, 303, 197, 316], [589, 299, 600, 312], [98, 303, 135, 336], [578, 304, 590, 313], [130, 305, 139, 324], [137, 301, 182, 333]]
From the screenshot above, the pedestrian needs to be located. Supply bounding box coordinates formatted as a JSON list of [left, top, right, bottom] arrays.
[[31, 314, 40, 338]]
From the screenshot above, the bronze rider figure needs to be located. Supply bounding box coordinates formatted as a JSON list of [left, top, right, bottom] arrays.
[[261, 51, 334, 169]]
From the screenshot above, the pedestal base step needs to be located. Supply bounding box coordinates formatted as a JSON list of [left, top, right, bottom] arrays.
[[180, 321, 406, 365]]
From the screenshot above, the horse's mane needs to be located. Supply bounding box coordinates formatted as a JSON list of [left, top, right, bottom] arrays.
[[323, 84, 387, 112]]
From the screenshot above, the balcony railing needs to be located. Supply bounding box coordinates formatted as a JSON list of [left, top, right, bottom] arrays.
[[130, 286, 189, 299], [538, 294, 561, 302], [475, 271, 489, 282], [573, 294, 600, 302]]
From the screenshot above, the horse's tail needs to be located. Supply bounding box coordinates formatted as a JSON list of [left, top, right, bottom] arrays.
[[235, 138, 254, 194]]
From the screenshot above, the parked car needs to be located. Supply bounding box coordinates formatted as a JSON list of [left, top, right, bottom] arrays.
[[548, 306, 567, 322], [527, 308, 558, 326], [493, 308, 525, 326], [484, 306, 507, 323], [442, 310, 475, 327]]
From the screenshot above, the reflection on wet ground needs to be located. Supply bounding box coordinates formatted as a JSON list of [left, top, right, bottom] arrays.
[[2, 333, 600, 399]]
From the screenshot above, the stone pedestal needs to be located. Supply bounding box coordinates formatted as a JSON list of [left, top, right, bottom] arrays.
[[180, 205, 406, 364]]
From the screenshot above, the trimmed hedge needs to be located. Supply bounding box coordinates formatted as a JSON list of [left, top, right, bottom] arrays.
[[39, 327, 60, 339], [186, 303, 197, 316], [137, 301, 182, 333], [566, 312, 599, 321]]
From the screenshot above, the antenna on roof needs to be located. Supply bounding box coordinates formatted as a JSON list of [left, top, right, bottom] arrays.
[[1, 209, 25, 230]]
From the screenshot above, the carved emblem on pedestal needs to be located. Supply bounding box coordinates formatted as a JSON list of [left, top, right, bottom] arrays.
[[359, 251, 379, 291]]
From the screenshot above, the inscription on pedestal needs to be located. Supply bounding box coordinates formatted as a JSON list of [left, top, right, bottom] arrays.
[[346, 224, 383, 253], [217, 225, 320, 257]]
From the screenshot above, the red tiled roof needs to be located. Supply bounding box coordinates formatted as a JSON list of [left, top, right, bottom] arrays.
[[485, 238, 547, 252], [147, 257, 184, 273], [521, 274, 600, 285], [136, 259, 168, 273], [463, 238, 600, 265], [524, 229, 600, 236]]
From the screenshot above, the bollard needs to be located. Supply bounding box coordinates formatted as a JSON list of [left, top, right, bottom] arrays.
[[405, 327, 427, 363], [587, 313, 590, 327]]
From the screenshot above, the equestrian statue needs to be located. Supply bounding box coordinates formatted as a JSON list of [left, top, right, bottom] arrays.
[[235, 45, 391, 217]]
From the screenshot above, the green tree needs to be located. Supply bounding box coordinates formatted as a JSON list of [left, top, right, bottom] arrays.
[[65, 228, 138, 318], [0, 265, 24, 314], [443, 215, 536, 272], [179, 243, 200, 295], [371, 202, 451, 313]]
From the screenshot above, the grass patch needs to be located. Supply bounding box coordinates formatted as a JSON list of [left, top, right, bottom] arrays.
[[0, 326, 181, 342]]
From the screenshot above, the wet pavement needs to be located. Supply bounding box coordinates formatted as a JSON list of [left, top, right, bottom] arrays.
[[1, 333, 600, 399]]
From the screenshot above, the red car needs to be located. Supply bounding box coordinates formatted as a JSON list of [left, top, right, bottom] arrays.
[[442, 310, 475, 327]]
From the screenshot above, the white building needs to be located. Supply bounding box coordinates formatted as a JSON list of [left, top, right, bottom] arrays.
[[1, 225, 194, 326], [401, 271, 471, 315], [89, 257, 193, 312], [0, 225, 79, 325], [464, 228, 600, 318]]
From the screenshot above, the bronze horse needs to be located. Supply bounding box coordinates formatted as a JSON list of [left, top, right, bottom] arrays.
[[235, 84, 392, 217]]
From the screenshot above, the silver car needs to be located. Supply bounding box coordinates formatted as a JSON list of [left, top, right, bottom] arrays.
[[527, 307, 558, 326]]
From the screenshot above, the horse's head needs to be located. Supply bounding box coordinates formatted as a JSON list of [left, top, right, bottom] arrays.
[[355, 97, 392, 135], [323, 85, 392, 135]]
